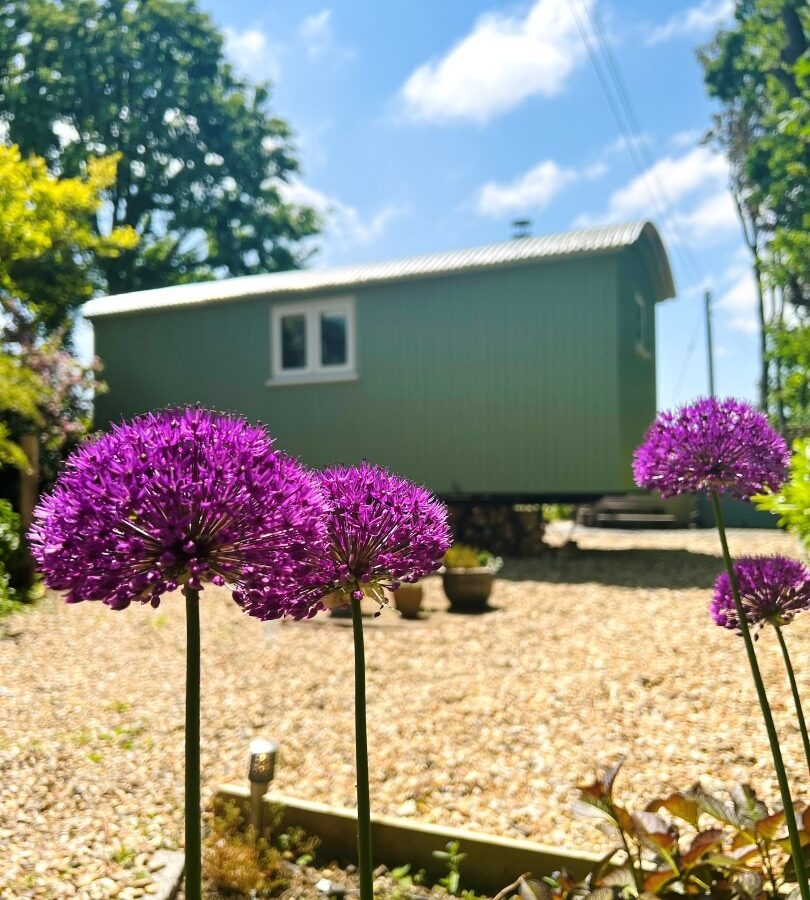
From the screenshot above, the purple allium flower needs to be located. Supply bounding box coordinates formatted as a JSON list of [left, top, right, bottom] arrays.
[[29, 407, 328, 619], [711, 556, 810, 632], [633, 397, 789, 499], [313, 462, 451, 609]]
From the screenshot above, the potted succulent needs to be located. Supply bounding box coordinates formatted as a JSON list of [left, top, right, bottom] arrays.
[[441, 545, 502, 612]]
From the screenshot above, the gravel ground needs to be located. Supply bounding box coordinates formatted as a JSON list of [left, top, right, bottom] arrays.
[[1, 526, 809, 898]]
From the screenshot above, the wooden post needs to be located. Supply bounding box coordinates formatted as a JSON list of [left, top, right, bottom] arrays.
[[19, 434, 39, 531]]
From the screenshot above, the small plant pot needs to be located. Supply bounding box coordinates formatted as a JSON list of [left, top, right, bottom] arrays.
[[329, 604, 353, 619], [441, 568, 495, 612], [393, 582, 424, 619]]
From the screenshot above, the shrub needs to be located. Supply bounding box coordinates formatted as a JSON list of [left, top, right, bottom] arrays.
[[203, 801, 290, 897], [755, 438, 810, 552], [443, 544, 502, 571], [0, 499, 31, 616], [526, 761, 810, 899], [203, 800, 320, 897]]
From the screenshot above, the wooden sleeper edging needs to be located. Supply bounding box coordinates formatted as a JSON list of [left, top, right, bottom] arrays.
[[215, 784, 600, 895]]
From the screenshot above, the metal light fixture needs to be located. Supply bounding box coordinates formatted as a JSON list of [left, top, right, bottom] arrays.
[[248, 738, 278, 830]]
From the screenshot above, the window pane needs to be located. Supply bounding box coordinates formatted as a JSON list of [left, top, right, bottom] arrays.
[[320, 312, 347, 366], [281, 314, 306, 369]]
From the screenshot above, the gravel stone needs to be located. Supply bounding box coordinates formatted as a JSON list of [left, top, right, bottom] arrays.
[[1, 527, 807, 897]]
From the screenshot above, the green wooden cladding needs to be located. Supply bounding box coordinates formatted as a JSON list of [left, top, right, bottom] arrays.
[[91, 235, 674, 500]]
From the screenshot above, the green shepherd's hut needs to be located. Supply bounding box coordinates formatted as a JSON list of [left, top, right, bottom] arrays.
[[85, 220, 675, 504]]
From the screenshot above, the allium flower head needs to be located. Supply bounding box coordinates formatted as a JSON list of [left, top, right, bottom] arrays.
[[30, 407, 328, 619], [711, 556, 810, 632], [314, 462, 451, 608], [633, 397, 789, 499]]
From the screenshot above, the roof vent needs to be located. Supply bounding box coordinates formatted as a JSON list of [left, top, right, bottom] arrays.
[[511, 218, 532, 239]]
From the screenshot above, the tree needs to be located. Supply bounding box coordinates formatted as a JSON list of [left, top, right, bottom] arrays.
[[767, 321, 810, 438], [0, 0, 319, 295], [0, 145, 137, 338], [699, 0, 809, 413], [0, 144, 128, 478], [0, 144, 129, 484]]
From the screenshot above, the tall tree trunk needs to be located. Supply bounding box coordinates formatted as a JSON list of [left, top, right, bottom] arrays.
[[753, 255, 768, 411], [732, 189, 768, 410], [771, 285, 786, 430]]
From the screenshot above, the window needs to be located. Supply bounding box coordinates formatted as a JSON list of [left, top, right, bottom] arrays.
[[633, 293, 651, 359], [270, 298, 356, 384]]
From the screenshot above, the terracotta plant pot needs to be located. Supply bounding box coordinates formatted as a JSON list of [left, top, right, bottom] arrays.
[[393, 582, 424, 619], [441, 568, 495, 612]]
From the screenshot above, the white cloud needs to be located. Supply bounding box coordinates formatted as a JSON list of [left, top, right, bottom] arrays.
[[600, 132, 653, 160], [476, 158, 604, 217], [298, 9, 353, 62], [669, 128, 703, 149], [646, 0, 733, 46], [607, 146, 728, 220], [397, 0, 590, 125], [668, 189, 738, 242], [575, 144, 739, 253], [279, 179, 408, 248], [224, 26, 282, 81], [299, 10, 332, 57], [716, 266, 758, 334]]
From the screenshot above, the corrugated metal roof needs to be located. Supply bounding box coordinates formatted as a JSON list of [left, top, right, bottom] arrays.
[[84, 220, 676, 319]]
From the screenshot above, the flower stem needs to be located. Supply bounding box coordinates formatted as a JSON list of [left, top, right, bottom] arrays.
[[351, 597, 374, 900], [710, 492, 809, 899], [773, 623, 810, 779], [185, 587, 202, 900]]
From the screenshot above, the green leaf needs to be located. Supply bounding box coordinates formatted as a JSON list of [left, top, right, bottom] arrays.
[[693, 788, 742, 828], [733, 870, 764, 900], [730, 785, 768, 827], [681, 828, 726, 867], [517, 876, 552, 900], [754, 809, 787, 841], [598, 867, 635, 888], [642, 869, 674, 893], [586, 888, 615, 900], [784, 843, 810, 884], [646, 792, 700, 828]]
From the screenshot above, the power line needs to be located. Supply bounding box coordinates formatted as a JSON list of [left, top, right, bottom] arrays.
[[588, 2, 706, 285], [567, 0, 706, 288], [671, 310, 704, 406]]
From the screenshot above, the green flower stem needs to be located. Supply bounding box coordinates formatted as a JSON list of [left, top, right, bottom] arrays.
[[773, 623, 810, 779], [185, 586, 202, 900], [351, 597, 374, 900], [710, 492, 809, 899]]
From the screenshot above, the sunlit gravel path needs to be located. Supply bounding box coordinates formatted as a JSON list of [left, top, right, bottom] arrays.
[[1, 527, 808, 897]]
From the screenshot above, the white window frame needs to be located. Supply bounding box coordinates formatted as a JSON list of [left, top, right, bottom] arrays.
[[268, 296, 357, 385], [633, 292, 651, 360]]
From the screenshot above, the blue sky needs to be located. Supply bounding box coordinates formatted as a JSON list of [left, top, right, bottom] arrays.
[[201, 0, 754, 408]]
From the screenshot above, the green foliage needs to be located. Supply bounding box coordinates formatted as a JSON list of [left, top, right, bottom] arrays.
[[542, 504, 575, 524], [443, 545, 503, 571], [0, 499, 32, 616], [203, 801, 290, 897], [0, 145, 136, 337], [531, 760, 810, 899], [767, 322, 810, 438], [700, 2, 809, 305], [0, 353, 45, 472], [0, 0, 319, 296], [203, 800, 321, 896], [389, 862, 426, 891], [755, 438, 810, 550], [700, 2, 809, 412], [432, 841, 486, 900]]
